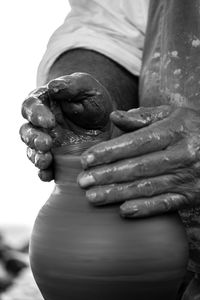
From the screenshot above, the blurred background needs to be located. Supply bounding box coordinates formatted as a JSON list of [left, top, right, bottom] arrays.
[[0, 1, 70, 298]]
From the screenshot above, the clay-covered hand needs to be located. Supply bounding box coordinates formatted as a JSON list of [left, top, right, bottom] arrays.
[[78, 105, 200, 218], [181, 274, 200, 300], [20, 73, 114, 181]]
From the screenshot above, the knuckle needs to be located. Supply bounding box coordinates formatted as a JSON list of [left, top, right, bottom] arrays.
[[22, 96, 39, 109], [20, 123, 33, 146], [35, 152, 52, 169], [141, 199, 157, 214], [22, 97, 55, 128], [31, 86, 48, 102], [21, 96, 40, 122], [162, 197, 173, 211], [48, 78, 67, 93], [164, 193, 187, 210], [171, 171, 193, 186], [135, 161, 147, 176], [38, 169, 53, 182], [34, 134, 52, 152], [170, 171, 198, 202], [137, 180, 155, 197]]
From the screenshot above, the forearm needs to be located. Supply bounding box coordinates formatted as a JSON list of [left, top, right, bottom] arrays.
[[47, 48, 139, 111]]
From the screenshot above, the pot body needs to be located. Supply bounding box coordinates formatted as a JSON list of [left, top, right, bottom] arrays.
[[30, 154, 189, 300]]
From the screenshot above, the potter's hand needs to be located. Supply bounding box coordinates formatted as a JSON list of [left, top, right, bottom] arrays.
[[20, 73, 114, 181], [182, 274, 200, 300], [78, 105, 200, 218]]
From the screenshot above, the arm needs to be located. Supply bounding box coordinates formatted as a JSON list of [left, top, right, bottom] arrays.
[[47, 49, 139, 111], [20, 0, 145, 180], [77, 1, 200, 219]]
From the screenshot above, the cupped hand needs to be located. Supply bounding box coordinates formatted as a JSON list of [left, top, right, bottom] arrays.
[[20, 73, 115, 181], [78, 105, 200, 218]]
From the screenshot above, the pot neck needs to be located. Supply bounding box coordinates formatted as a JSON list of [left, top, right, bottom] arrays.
[[53, 141, 97, 185], [54, 154, 82, 185]]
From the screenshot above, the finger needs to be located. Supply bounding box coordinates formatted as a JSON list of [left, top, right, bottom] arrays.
[[48, 73, 113, 130], [27, 148, 52, 170], [20, 123, 52, 152], [30, 86, 49, 104], [120, 193, 187, 218], [81, 116, 181, 169], [85, 171, 194, 205], [47, 73, 101, 101], [47, 75, 96, 126], [38, 168, 54, 182], [78, 143, 194, 188], [35, 152, 52, 170], [110, 105, 172, 132], [21, 96, 55, 128]]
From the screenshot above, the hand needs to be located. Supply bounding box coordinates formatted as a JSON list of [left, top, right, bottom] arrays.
[[20, 73, 115, 181], [78, 105, 200, 218], [182, 274, 200, 300]]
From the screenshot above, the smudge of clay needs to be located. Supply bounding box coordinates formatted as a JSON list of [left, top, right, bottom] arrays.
[[187, 76, 194, 83], [153, 52, 160, 59], [170, 93, 187, 106], [192, 39, 200, 47], [171, 51, 178, 58], [174, 69, 181, 75], [174, 84, 180, 89]]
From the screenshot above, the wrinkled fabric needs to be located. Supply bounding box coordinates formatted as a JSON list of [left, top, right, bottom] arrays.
[[140, 0, 200, 273], [37, 0, 149, 86], [140, 0, 200, 108]]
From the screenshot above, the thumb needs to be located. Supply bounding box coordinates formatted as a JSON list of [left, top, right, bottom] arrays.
[[47, 72, 103, 101], [110, 105, 172, 132], [47, 73, 115, 130]]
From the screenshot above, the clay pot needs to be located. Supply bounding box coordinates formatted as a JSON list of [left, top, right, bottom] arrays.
[[30, 146, 189, 300]]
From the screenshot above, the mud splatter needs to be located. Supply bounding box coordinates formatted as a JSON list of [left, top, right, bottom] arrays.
[[153, 52, 160, 59], [171, 51, 178, 58], [174, 84, 180, 89], [174, 69, 182, 75], [170, 93, 187, 106], [192, 39, 200, 47]]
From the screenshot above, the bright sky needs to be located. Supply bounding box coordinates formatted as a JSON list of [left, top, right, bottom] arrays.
[[0, 1, 70, 226]]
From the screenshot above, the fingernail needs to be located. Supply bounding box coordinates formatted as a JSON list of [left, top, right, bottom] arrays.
[[120, 203, 139, 218], [86, 191, 105, 205], [81, 154, 95, 168], [48, 80, 67, 93], [78, 174, 95, 188]]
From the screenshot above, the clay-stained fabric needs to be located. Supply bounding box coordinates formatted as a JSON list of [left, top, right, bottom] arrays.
[[140, 0, 200, 273], [36, 0, 200, 273]]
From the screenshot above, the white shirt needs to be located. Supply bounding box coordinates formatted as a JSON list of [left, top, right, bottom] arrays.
[[37, 0, 149, 86]]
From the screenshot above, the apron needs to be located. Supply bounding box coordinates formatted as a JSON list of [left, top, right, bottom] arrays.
[[139, 0, 200, 273]]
